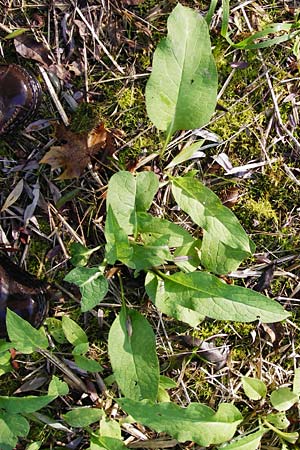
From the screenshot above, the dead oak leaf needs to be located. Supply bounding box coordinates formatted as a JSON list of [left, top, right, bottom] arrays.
[[40, 123, 113, 179]]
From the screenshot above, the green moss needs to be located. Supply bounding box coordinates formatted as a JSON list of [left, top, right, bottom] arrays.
[[246, 197, 278, 222], [70, 102, 103, 133]]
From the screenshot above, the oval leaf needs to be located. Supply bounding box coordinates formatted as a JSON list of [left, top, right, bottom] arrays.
[[242, 377, 267, 400], [64, 407, 104, 427], [108, 307, 159, 401], [146, 3, 217, 134], [270, 387, 298, 412]]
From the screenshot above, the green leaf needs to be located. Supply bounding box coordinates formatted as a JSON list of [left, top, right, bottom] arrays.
[[99, 416, 122, 439], [145, 272, 289, 325], [166, 140, 204, 169], [48, 375, 69, 396], [74, 355, 103, 373], [62, 316, 88, 346], [0, 395, 55, 414], [0, 351, 12, 376], [90, 435, 127, 450], [219, 427, 266, 449], [70, 243, 101, 267], [45, 318, 68, 344], [63, 407, 104, 427], [242, 377, 267, 400], [129, 238, 172, 271], [171, 176, 255, 274], [145, 272, 205, 327], [72, 343, 89, 355], [137, 212, 194, 248], [26, 442, 42, 450], [266, 412, 290, 430], [118, 398, 242, 446], [0, 376, 68, 414], [6, 309, 48, 354], [106, 171, 137, 235], [293, 367, 300, 395], [157, 375, 177, 403], [64, 267, 108, 312], [135, 171, 159, 212], [108, 306, 159, 401], [105, 206, 133, 265], [145, 3, 217, 135], [270, 387, 298, 412], [106, 171, 159, 238], [173, 240, 201, 272], [0, 411, 29, 450]]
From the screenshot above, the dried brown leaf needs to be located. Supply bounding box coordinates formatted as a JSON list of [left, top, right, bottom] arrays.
[[14, 34, 52, 66], [40, 123, 115, 179]]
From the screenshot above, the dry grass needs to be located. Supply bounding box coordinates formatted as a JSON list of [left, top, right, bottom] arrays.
[[0, 1, 300, 449]]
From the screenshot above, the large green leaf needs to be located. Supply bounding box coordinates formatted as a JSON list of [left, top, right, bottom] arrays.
[[0, 411, 29, 450], [171, 176, 255, 274], [118, 398, 242, 446], [145, 3, 217, 134], [6, 309, 48, 354], [106, 171, 159, 236], [108, 307, 159, 401], [145, 272, 289, 324]]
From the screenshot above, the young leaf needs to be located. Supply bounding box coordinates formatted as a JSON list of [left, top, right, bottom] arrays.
[[270, 387, 298, 412], [108, 306, 159, 401], [48, 375, 69, 396], [166, 140, 205, 169], [118, 398, 242, 446], [63, 407, 104, 427], [64, 267, 108, 312], [145, 3, 217, 135], [266, 412, 290, 430], [70, 242, 101, 267], [145, 272, 289, 325], [6, 309, 48, 354], [62, 316, 88, 346], [171, 176, 255, 274], [219, 427, 266, 449], [242, 377, 267, 400]]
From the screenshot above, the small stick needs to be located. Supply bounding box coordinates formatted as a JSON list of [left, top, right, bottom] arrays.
[[39, 65, 70, 127]]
